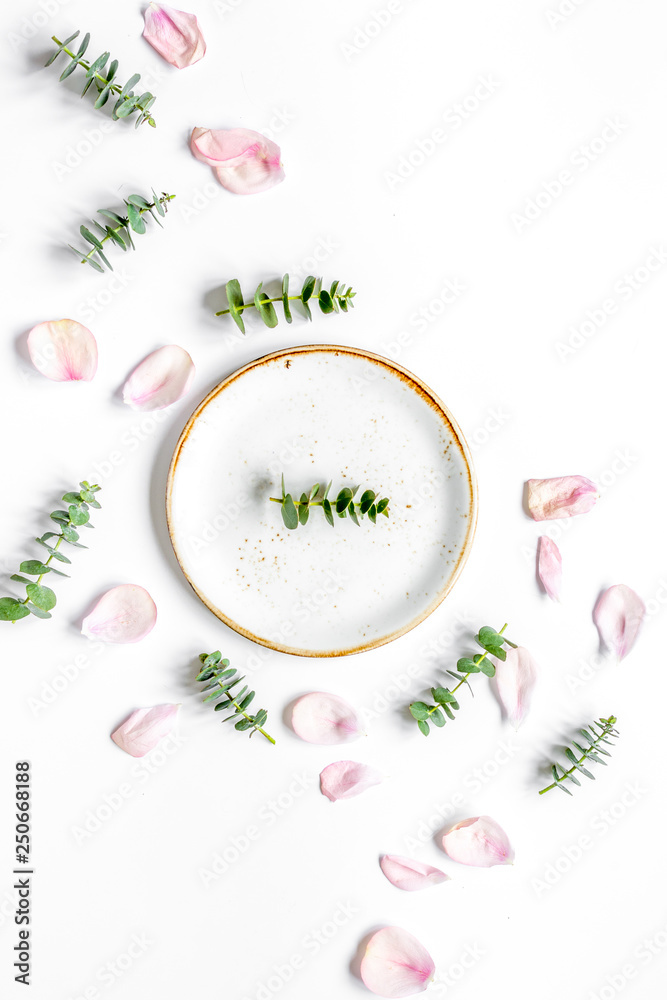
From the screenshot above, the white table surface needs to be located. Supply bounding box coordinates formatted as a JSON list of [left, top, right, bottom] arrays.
[[1, 1, 666, 999]]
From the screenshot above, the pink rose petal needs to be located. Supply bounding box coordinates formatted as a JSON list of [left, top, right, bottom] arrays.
[[379, 855, 449, 892], [441, 816, 514, 868], [111, 704, 179, 757], [593, 584, 645, 661], [527, 476, 598, 520], [360, 926, 435, 998], [537, 535, 562, 601], [291, 692, 362, 745], [495, 646, 538, 729], [81, 585, 157, 643], [27, 319, 98, 382], [122, 345, 195, 411], [142, 3, 206, 68], [319, 761, 382, 802], [190, 127, 285, 195]]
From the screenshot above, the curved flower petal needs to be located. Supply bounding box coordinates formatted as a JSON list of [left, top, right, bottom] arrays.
[[360, 926, 435, 998], [190, 127, 285, 195], [320, 761, 382, 802], [291, 692, 362, 745], [537, 535, 562, 601], [441, 816, 514, 867], [81, 585, 157, 643], [111, 704, 179, 757], [379, 855, 449, 892], [495, 646, 538, 729], [527, 476, 598, 521], [142, 3, 206, 68], [27, 319, 98, 382], [594, 584, 645, 661], [122, 345, 195, 411]]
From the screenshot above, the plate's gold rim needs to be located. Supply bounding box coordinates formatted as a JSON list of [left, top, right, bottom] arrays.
[[166, 344, 478, 658]]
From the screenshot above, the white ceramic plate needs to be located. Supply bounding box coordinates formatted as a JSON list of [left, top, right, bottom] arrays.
[[166, 345, 477, 656]]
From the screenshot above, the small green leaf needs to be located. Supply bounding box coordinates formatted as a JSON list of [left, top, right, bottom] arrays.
[[27, 604, 52, 620], [301, 275, 316, 302], [19, 561, 50, 576], [281, 495, 299, 530], [25, 585, 57, 612], [318, 289, 334, 314], [298, 495, 309, 526], [409, 702, 430, 721], [126, 203, 146, 234], [430, 708, 446, 727], [69, 505, 90, 526], [0, 598, 30, 622], [417, 720, 430, 737], [282, 274, 292, 323], [336, 488, 353, 514], [322, 498, 334, 526]]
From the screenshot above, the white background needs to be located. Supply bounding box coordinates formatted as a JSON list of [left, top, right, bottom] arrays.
[[1, 1, 666, 999]]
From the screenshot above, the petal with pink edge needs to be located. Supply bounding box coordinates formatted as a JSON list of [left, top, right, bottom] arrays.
[[122, 345, 195, 411], [81, 585, 157, 643], [594, 584, 645, 661], [319, 761, 382, 801], [379, 855, 449, 892], [537, 535, 562, 601], [495, 646, 538, 729], [142, 3, 206, 68], [441, 815, 514, 867], [27, 319, 98, 382], [360, 926, 435, 998], [112, 704, 179, 757], [527, 476, 598, 520], [190, 127, 285, 194], [291, 692, 362, 745]]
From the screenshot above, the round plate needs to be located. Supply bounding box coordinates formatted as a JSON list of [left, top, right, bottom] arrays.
[[166, 345, 477, 657]]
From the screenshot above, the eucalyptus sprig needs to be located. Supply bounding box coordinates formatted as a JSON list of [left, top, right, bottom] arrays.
[[538, 717, 618, 796], [197, 651, 275, 744], [46, 31, 157, 128], [0, 482, 101, 622], [70, 191, 174, 273], [216, 275, 356, 333], [410, 624, 517, 736], [270, 476, 389, 530]]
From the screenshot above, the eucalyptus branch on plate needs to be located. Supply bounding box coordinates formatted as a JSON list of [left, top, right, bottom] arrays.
[[538, 717, 618, 796], [197, 651, 275, 744], [0, 482, 101, 622], [46, 31, 157, 128], [410, 625, 517, 735], [216, 275, 356, 333], [270, 477, 389, 530], [70, 191, 174, 273]]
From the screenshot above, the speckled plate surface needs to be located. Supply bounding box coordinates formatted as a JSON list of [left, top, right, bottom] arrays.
[[166, 345, 477, 656]]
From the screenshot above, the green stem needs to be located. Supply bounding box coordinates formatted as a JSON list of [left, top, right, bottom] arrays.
[[538, 722, 614, 794], [19, 533, 65, 606], [426, 623, 508, 716], [78, 195, 174, 265], [269, 496, 324, 507], [217, 681, 275, 745], [217, 294, 329, 317], [52, 38, 124, 95]]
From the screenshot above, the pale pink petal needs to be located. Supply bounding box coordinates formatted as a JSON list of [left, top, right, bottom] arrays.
[[537, 535, 562, 601], [441, 816, 514, 867], [142, 3, 206, 69], [379, 855, 449, 892], [27, 319, 97, 382], [360, 926, 435, 998], [594, 584, 645, 661], [291, 692, 362, 745], [190, 127, 285, 195], [320, 761, 382, 801], [111, 704, 179, 757], [495, 646, 538, 729], [527, 476, 598, 520], [122, 345, 195, 411], [81, 585, 157, 643]]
